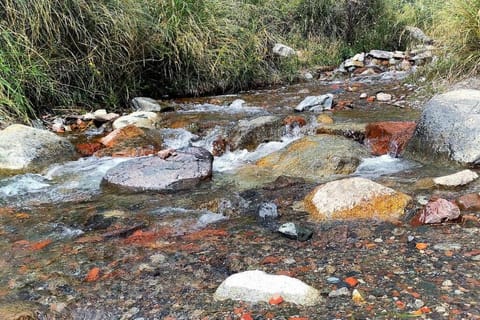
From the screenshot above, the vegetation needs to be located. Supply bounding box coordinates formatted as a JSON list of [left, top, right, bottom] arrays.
[[0, 0, 478, 123]]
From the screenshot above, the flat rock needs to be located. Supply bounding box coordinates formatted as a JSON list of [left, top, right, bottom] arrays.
[[304, 177, 411, 220], [214, 270, 321, 306], [405, 89, 480, 165], [433, 169, 478, 187], [368, 50, 394, 60], [102, 147, 213, 192], [113, 111, 160, 130], [0, 124, 76, 174]]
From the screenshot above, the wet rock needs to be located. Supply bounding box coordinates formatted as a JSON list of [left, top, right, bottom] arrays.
[[100, 124, 146, 148], [433, 169, 478, 187], [317, 114, 334, 124], [212, 136, 228, 156], [102, 147, 213, 192], [112, 111, 160, 130], [257, 202, 278, 219], [316, 123, 366, 142], [253, 135, 369, 180], [214, 270, 321, 306], [368, 50, 394, 60], [304, 177, 411, 221], [405, 89, 480, 165], [0, 124, 76, 174], [76, 142, 104, 157], [456, 193, 480, 211], [83, 109, 119, 122], [131, 97, 173, 112], [228, 116, 284, 151], [283, 115, 307, 128], [278, 222, 313, 241], [414, 198, 461, 224], [365, 121, 416, 156], [273, 43, 296, 57], [295, 94, 334, 112]]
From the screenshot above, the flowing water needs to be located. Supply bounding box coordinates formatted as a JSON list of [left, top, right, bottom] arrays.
[[1, 77, 479, 319]]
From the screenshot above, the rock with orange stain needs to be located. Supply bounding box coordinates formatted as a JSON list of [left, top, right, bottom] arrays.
[[304, 177, 411, 221], [85, 267, 101, 282], [344, 276, 359, 288], [100, 125, 145, 147], [366, 96, 376, 103], [240, 313, 254, 320], [416, 242, 428, 250], [283, 115, 307, 128], [251, 136, 368, 181], [261, 256, 282, 265], [269, 294, 284, 305], [365, 121, 416, 156], [31, 239, 52, 251]]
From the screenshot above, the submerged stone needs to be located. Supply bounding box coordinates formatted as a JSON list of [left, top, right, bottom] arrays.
[[214, 270, 321, 306]]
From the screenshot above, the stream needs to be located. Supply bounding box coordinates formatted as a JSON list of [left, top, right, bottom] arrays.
[[0, 76, 479, 319]]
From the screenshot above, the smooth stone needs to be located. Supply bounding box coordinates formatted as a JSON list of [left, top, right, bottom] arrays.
[[376, 92, 392, 102], [328, 287, 350, 297], [102, 147, 213, 192], [258, 202, 278, 219], [214, 270, 321, 306], [273, 43, 296, 57], [112, 111, 160, 130], [295, 94, 334, 112], [305, 177, 411, 221], [405, 89, 480, 165], [433, 243, 462, 251], [0, 124, 76, 174], [131, 97, 173, 112], [228, 115, 284, 151], [433, 169, 479, 187]]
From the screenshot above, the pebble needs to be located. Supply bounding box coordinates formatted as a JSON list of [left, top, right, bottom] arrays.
[[326, 277, 341, 284], [150, 254, 166, 264], [328, 287, 350, 297], [442, 280, 453, 287], [360, 93, 368, 99], [374, 238, 383, 243], [258, 202, 278, 219], [433, 243, 462, 251], [472, 255, 480, 261], [414, 299, 424, 308]]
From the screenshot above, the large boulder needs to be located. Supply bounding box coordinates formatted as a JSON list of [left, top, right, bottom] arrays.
[[405, 89, 480, 165], [254, 135, 369, 180], [304, 177, 411, 221], [228, 116, 284, 151], [0, 124, 76, 174], [102, 147, 213, 192], [214, 270, 321, 306]]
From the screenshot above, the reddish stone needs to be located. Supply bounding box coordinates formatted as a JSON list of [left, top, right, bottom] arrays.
[[366, 96, 376, 103], [413, 198, 461, 224], [100, 124, 145, 147], [334, 99, 353, 110], [85, 267, 100, 282], [456, 193, 480, 211], [76, 142, 104, 156], [183, 229, 228, 241], [31, 239, 52, 251], [344, 276, 359, 287], [261, 255, 282, 265], [240, 313, 253, 320], [283, 115, 307, 128], [365, 121, 416, 156], [212, 136, 228, 156]]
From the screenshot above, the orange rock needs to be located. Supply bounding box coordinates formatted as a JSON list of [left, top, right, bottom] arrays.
[[395, 300, 406, 309], [261, 256, 281, 265], [76, 142, 104, 156], [85, 267, 100, 282], [100, 124, 145, 147], [420, 306, 432, 313], [344, 276, 359, 287], [183, 229, 228, 241], [15, 213, 30, 219], [240, 313, 254, 320], [289, 317, 309, 320], [416, 242, 428, 250], [31, 239, 52, 251], [365, 121, 416, 156], [283, 115, 307, 128], [269, 294, 284, 305], [366, 96, 376, 102], [265, 312, 275, 319]]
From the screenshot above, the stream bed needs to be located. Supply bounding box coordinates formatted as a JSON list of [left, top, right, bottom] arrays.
[[0, 77, 479, 319]]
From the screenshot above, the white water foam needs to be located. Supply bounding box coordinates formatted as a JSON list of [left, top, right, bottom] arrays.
[[354, 154, 419, 178]]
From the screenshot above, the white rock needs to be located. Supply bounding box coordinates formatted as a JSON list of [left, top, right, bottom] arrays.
[[376, 92, 392, 102], [131, 97, 163, 112], [214, 270, 321, 306], [353, 52, 365, 62], [329, 287, 350, 297], [273, 43, 296, 57], [368, 50, 394, 60], [112, 111, 160, 130], [229, 99, 246, 109], [433, 169, 479, 187], [295, 94, 333, 112], [258, 202, 278, 219], [360, 93, 368, 99]]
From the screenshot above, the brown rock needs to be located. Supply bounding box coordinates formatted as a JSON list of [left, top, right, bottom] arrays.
[[100, 124, 145, 147], [76, 142, 104, 157], [212, 136, 228, 156], [283, 115, 307, 128], [365, 121, 416, 156], [456, 193, 480, 211]]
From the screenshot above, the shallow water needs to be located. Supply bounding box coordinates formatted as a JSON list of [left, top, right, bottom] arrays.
[[0, 77, 479, 319]]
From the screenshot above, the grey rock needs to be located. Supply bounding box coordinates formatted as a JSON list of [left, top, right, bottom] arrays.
[[273, 43, 296, 57], [228, 115, 284, 151], [433, 243, 462, 251], [405, 89, 480, 165], [295, 94, 334, 112], [112, 111, 160, 130], [131, 97, 174, 112], [328, 287, 350, 298], [0, 124, 76, 174], [214, 270, 321, 306], [257, 202, 278, 219], [368, 50, 394, 60], [278, 222, 313, 241], [102, 147, 213, 192]]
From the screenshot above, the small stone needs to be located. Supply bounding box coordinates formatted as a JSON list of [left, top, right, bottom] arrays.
[[414, 299, 425, 308], [374, 238, 383, 243], [360, 93, 368, 99], [278, 223, 313, 241], [442, 280, 453, 287], [327, 277, 340, 284], [269, 294, 284, 305], [376, 92, 392, 102], [273, 43, 296, 57], [295, 94, 334, 112], [325, 265, 336, 275], [415, 198, 461, 224], [433, 170, 479, 187], [433, 243, 462, 251], [352, 289, 366, 304], [328, 287, 350, 298], [150, 254, 166, 264], [258, 202, 278, 219], [229, 99, 245, 108]]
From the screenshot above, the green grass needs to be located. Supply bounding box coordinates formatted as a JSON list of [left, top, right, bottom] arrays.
[[0, 0, 478, 123]]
